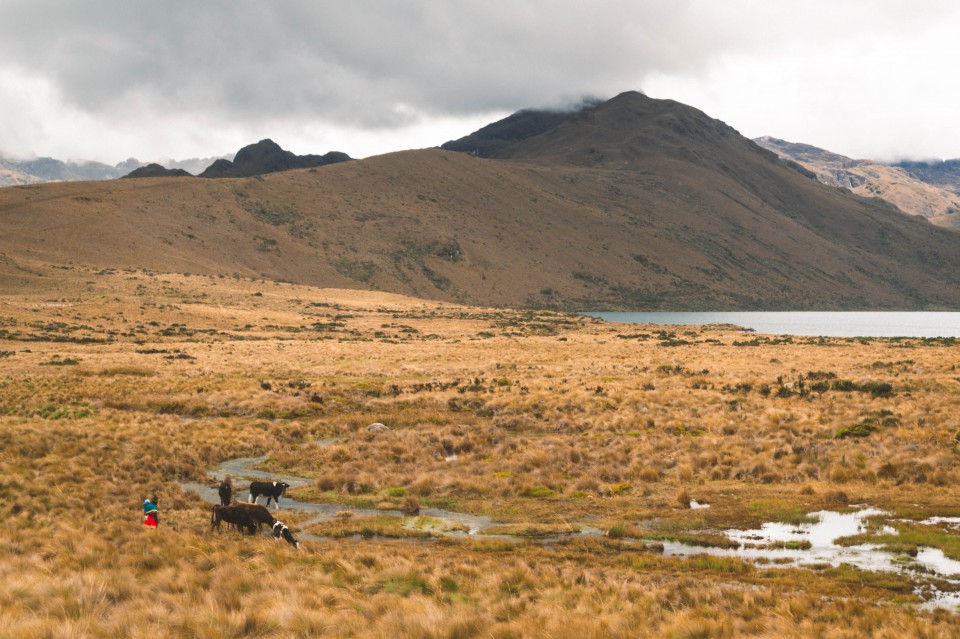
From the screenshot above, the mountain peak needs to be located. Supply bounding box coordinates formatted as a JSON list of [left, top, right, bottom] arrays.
[[490, 92, 742, 172], [607, 89, 649, 103], [441, 91, 746, 170], [234, 139, 285, 163]]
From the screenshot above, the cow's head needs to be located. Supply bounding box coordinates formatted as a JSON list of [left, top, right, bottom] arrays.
[[278, 482, 290, 495]]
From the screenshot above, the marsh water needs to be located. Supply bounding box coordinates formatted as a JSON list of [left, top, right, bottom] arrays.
[[584, 312, 960, 338], [182, 455, 960, 609], [660, 508, 960, 609]]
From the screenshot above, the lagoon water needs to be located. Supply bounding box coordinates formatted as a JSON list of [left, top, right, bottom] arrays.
[[584, 312, 960, 338]]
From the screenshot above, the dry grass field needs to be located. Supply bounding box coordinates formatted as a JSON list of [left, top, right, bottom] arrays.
[[3, 261, 960, 637]]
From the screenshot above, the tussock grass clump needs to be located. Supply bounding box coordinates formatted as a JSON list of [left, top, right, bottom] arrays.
[[310, 515, 434, 539], [481, 523, 581, 537]]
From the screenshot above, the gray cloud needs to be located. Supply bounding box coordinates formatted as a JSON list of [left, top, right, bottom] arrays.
[[0, 1, 732, 126], [1, 1, 959, 161]]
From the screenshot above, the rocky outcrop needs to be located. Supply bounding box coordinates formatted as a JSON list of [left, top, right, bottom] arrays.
[[198, 139, 351, 178], [122, 163, 193, 178]]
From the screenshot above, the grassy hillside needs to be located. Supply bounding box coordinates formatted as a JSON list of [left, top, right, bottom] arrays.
[[2, 93, 960, 310]]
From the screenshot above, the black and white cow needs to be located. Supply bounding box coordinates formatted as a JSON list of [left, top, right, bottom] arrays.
[[272, 520, 300, 549], [248, 481, 290, 509]]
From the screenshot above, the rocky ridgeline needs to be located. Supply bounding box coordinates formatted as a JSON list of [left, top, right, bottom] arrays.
[[755, 136, 960, 226]]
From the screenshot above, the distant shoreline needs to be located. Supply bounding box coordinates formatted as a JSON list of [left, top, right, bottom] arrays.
[[584, 311, 960, 338]]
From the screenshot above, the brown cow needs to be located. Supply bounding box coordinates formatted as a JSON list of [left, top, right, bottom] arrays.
[[228, 501, 277, 532], [211, 504, 257, 535]]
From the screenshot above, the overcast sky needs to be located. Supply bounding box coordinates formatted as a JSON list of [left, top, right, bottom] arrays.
[[2, 1, 958, 164]]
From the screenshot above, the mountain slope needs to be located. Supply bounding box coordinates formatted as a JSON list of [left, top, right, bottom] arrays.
[[756, 137, 960, 229], [441, 108, 586, 157], [2, 92, 960, 310]]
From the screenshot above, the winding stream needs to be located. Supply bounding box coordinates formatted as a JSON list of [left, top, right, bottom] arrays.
[[181, 455, 960, 609], [180, 455, 602, 544]]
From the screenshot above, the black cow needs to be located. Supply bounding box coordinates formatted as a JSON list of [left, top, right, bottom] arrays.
[[272, 520, 300, 549], [211, 504, 257, 535], [229, 501, 277, 532], [248, 481, 290, 509], [218, 476, 233, 506]]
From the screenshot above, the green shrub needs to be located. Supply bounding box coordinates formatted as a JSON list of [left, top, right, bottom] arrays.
[[835, 422, 878, 439], [860, 381, 894, 398], [832, 380, 858, 392], [521, 485, 555, 498]]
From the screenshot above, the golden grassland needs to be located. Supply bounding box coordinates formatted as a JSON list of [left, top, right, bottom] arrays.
[[3, 263, 960, 637]]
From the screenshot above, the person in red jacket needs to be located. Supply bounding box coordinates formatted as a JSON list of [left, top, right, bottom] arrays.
[[143, 497, 159, 527]]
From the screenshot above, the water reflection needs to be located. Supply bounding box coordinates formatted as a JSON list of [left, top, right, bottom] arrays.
[[661, 508, 960, 608], [663, 508, 891, 571]]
